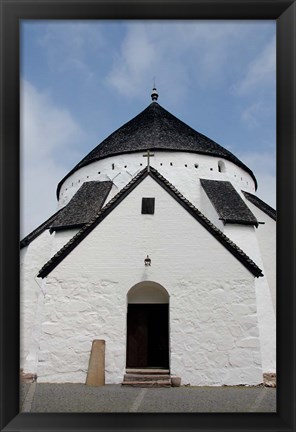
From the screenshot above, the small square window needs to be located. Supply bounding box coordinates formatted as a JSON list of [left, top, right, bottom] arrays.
[[141, 198, 155, 214]]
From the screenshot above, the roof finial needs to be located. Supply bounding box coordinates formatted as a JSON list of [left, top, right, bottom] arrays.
[[151, 77, 158, 102]]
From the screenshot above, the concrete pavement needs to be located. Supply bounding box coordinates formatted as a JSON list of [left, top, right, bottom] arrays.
[[20, 383, 276, 413]]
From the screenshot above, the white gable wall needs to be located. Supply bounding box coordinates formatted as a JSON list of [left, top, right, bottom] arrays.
[[52, 229, 80, 255], [243, 200, 276, 312], [224, 224, 276, 373], [20, 230, 54, 373], [20, 228, 80, 375], [37, 176, 262, 385]]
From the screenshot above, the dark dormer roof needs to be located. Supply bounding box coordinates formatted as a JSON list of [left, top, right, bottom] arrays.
[[56, 102, 257, 198], [39, 167, 263, 279], [20, 181, 112, 249], [201, 179, 258, 226], [242, 191, 276, 221], [51, 181, 112, 231]]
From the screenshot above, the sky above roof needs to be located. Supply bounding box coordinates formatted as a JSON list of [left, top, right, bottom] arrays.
[[20, 20, 276, 237]]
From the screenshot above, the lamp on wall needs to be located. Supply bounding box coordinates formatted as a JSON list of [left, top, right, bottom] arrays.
[[144, 255, 151, 266]]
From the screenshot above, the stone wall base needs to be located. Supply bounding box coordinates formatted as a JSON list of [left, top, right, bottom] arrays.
[[20, 368, 37, 384], [263, 373, 276, 387]]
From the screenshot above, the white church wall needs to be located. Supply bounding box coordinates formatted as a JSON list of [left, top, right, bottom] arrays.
[[169, 278, 261, 386], [37, 275, 127, 383], [224, 224, 276, 373], [20, 230, 54, 372], [37, 176, 262, 385], [223, 225, 257, 262], [243, 200, 276, 312], [20, 246, 27, 273], [51, 229, 80, 255], [20, 228, 80, 374], [20, 247, 28, 366], [58, 152, 256, 210]]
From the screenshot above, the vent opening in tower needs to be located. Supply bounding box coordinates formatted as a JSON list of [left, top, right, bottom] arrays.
[[218, 160, 226, 173]]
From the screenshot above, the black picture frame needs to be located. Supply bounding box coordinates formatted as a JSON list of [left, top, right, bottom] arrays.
[[0, 1, 295, 431]]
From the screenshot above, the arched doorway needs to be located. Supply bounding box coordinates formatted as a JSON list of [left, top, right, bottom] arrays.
[[126, 282, 169, 369]]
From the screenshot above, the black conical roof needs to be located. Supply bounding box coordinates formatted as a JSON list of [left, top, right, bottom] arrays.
[[57, 102, 257, 197]]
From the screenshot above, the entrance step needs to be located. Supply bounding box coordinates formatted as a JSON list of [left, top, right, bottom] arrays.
[[124, 374, 171, 382], [122, 370, 171, 387], [122, 380, 171, 388], [126, 368, 170, 375]]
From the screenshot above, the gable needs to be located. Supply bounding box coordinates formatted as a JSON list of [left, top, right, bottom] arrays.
[[38, 168, 262, 279], [42, 176, 256, 282]]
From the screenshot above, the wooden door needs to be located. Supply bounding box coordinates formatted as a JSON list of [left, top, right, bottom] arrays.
[[126, 304, 169, 368]]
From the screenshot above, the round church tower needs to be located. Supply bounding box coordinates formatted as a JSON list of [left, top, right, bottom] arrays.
[[56, 89, 257, 212]]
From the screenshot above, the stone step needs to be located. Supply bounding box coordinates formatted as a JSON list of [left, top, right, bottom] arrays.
[[122, 369, 171, 387], [125, 368, 170, 375], [122, 380, 171, 388], [124, 374, 171, 382]]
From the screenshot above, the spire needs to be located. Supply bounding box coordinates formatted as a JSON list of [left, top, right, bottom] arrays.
[[151, 78, 158, 101]]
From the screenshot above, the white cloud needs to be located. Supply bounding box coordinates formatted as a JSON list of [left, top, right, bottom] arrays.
[[107, 21, 268, 101], [20, 80, 84, 237], [254, 173, 276, 209], [38, 22, 104, 78], [106, 22, 253, 104], [241, 100, 275, 129], [238, 151, 276, 208], [241, 102, 262, 127], [232, 35, 275, 133], [107, 25, 157, 97], [234, 35, 276, 95], [20, 160, 66, 238]]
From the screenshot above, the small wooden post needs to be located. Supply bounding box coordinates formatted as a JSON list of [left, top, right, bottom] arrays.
[[86, 340, 105, 386]]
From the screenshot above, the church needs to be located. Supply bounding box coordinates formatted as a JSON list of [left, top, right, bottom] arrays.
[[20, 88, 276, 387]]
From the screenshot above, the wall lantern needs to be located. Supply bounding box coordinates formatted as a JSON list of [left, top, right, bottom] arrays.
[[144, 255, 151, 266]]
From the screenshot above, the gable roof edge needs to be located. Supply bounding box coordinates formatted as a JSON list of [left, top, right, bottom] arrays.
[[242, 191, 276, 221], [20, 208, 63, 249], [38, 167, 263, 279], [149, 169, 263, 278], [38, 168, 149, 278]]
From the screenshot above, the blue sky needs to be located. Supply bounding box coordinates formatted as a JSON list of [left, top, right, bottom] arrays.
[[20, 20, 276, 237]]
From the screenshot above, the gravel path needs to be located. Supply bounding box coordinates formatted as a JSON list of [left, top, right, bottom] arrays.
[[20, 383, 276, 413]]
